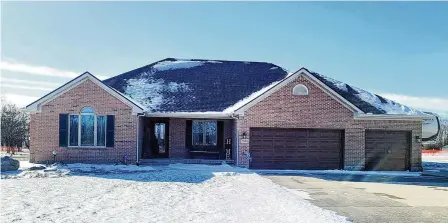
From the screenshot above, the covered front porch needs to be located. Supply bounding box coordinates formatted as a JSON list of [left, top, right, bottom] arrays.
[[136, 114, 237, 164]]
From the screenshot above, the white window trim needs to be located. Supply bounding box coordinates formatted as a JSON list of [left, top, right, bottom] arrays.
[[68, 113, 107, 148], [292, 84, 309, 96], [192, 120, 218, 146]]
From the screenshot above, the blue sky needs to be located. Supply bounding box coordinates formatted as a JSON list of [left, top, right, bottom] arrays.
[[1, 2, 447, 115]]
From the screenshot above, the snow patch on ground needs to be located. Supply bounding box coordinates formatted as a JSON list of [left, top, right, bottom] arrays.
[[423, 152, 448, 172], [1, 163, 156, 179], [1, 164, 349, 223], [423, 153, 448, 163], [153, 60, 205, 71], [63, 163, 156, 173], [168, 163, 250, 172]]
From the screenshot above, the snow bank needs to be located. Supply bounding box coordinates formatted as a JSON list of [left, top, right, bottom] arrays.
[[1, 163, 156, 179], [1, 168, 348, 222], [423, 153, 448, 164], [63, 163, 156, 173], [423, 162, 448, 172], [168, 163, 250, 173], [422, 152, 448, 172]]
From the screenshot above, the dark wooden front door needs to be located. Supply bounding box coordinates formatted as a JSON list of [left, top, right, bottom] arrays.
[[249, 128, 343, 170], [142, 120, 169, 159], [365, 130, 410, 171], [152, 122, 169, 158]]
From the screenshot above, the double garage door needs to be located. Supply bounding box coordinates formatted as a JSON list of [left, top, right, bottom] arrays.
[[249, 128, 410, 170], [250, 128, 343, 170]]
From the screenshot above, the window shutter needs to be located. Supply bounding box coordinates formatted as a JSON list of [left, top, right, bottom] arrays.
[[217, 121, 224, 148], [185, 120, 192, 149], [106, 115, 115, 147], [59, 114, 68, 147]]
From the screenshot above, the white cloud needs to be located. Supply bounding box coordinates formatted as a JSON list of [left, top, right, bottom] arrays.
[[379, 93, 448, 117], [2, 94, 38, 108], [0, 60, 108, 80], [1, 83, 54, 91], [1, 77, 61, 86]]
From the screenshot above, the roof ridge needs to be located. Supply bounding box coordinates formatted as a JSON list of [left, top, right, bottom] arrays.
[[103, 58, 285, 82], [169, 58, 281, 65]]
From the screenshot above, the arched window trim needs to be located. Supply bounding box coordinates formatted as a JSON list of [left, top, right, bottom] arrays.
[[68, 106, 107, 148], [81, 106, 95, 114], [292, 84, 309, 96]]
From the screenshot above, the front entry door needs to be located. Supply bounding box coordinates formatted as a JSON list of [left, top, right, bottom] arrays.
[[151, 121, 169, 158]]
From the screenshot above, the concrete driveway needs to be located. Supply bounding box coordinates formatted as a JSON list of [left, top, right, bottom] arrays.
[[263, 173, 448, 223]]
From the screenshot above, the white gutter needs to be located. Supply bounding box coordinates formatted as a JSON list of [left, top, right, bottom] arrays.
[[354, 113, 429, 120], [144, 112, 234, 119]]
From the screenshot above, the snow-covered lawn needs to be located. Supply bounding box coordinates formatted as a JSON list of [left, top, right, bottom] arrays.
[[422, 151, 448, 172], [1, 163, 349, 223]]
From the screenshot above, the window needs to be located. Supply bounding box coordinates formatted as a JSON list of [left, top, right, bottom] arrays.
[[68, 107, 107, 147], [192, 121, 217, 146], [292, 84, 309, 96]]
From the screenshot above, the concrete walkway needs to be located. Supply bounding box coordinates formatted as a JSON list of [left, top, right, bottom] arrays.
[[265, 174, 448, 223]]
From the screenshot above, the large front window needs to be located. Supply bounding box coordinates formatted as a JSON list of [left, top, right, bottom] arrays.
[[69, 107, 107, 147], [192, 121, 217, 146]]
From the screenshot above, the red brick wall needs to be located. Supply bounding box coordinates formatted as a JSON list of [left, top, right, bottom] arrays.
[[169, 118, 188, 158], [30, 79, 138, 164], [236, 75, 422, 171]]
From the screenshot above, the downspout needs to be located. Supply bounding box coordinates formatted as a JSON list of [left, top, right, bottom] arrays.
[[230, 112, 239, 166], [136, 113, 144, 166]]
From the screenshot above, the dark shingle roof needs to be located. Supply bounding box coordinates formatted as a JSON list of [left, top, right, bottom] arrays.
[[103, 59, 423, 116], [307, 70, 424, 115], [308, 71, 385, 114], [103, 58, 287, 112]]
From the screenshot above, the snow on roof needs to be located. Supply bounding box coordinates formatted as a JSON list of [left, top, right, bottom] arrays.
[[152, 60, 205, 71], [312, 72, 426, 116], [318, 74, 349, 92], [104, 58, 286, 112], [124, 72, 191, 112]]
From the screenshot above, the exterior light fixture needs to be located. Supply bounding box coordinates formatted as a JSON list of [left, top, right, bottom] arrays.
[[52, 150, 57, 163], [241, 132, 248, 139], [415, 136, 421, 143]]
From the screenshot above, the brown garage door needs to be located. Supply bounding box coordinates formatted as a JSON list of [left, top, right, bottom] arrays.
[[365, 130, 410, 171], [250, 128, 343, 170]]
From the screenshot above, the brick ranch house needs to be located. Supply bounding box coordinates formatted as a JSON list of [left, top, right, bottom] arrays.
[[26, 58, 428, 171]]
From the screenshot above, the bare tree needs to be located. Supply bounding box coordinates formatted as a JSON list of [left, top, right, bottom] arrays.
[[1, 98, 29, 154]]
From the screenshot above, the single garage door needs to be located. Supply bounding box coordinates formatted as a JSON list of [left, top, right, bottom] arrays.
[[250, 128, 343, 170], [365, 130, 410, 171]]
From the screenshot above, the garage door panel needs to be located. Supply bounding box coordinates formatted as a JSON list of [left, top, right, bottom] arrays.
[[250, 128, 342, 170], [365, 130, 409, 171]]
